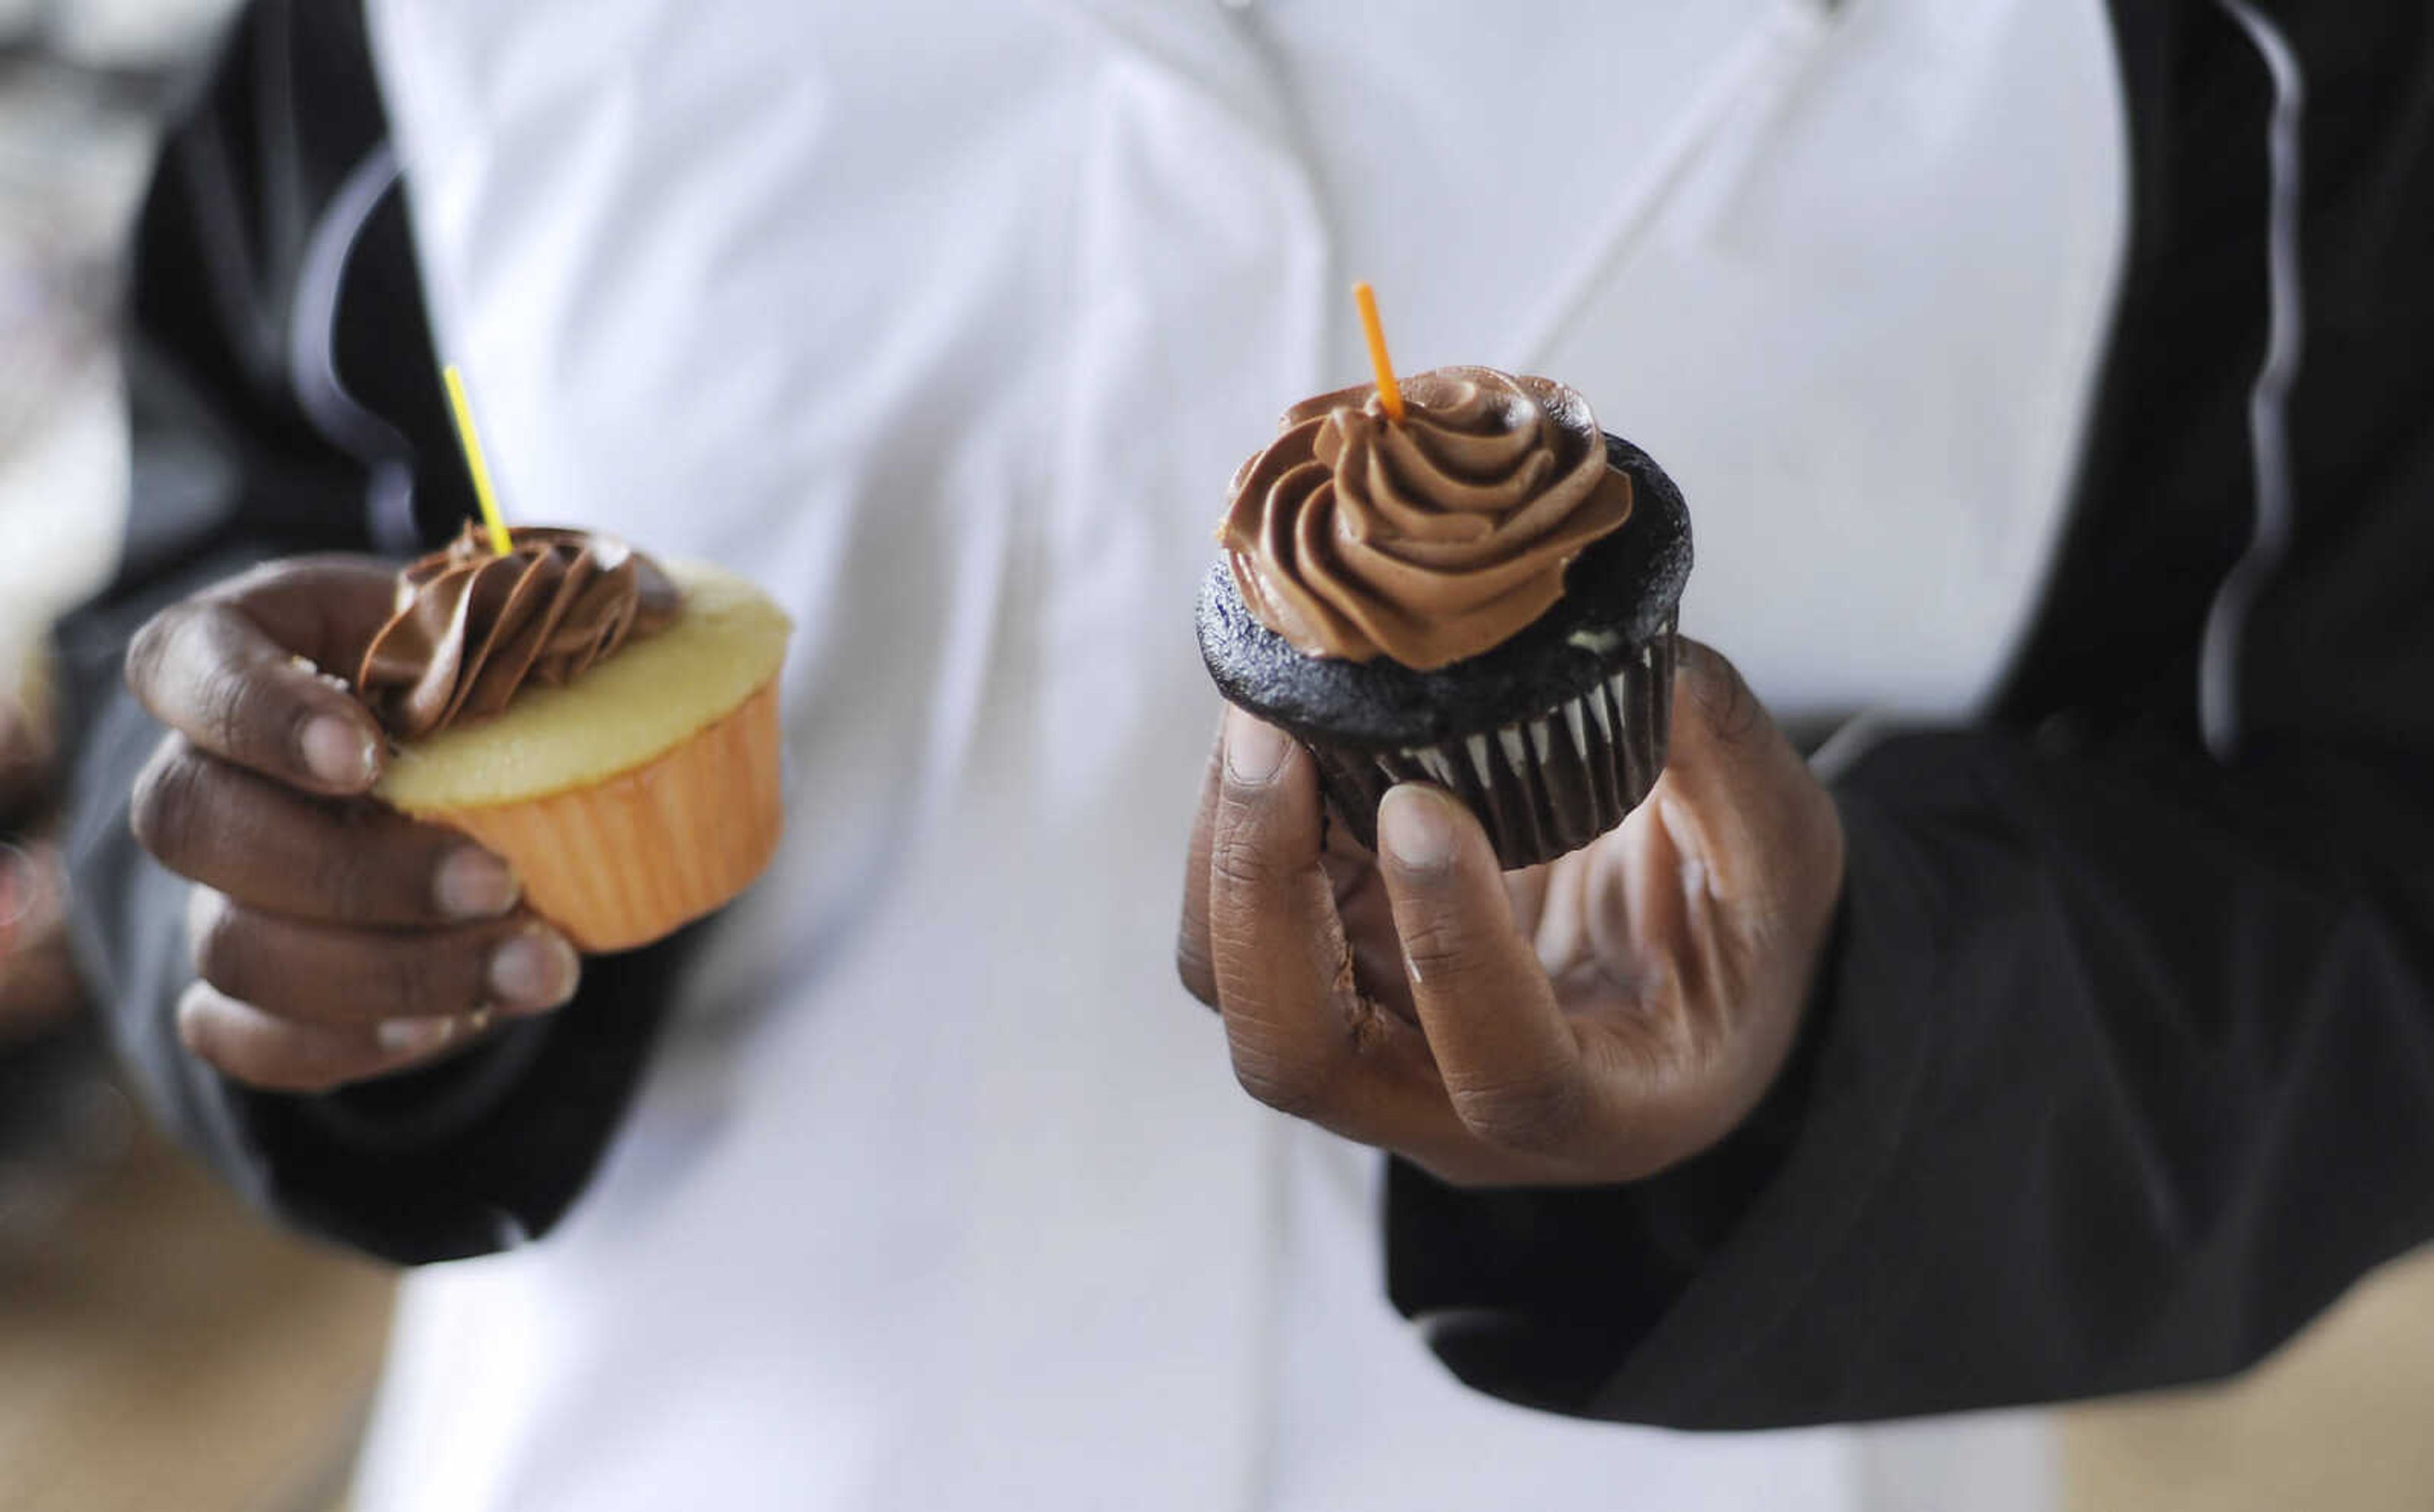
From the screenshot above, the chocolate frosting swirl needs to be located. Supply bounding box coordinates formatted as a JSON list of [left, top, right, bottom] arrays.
[[357, 523, 682, 740], [1220, 366, 1633, 670]]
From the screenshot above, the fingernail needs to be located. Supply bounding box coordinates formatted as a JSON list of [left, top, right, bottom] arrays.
[[1379, 785, 1458, 873], [302, 714, 378, 790], [377, 1016, 458, 1056], [434, 847, 519, 919], [1223, 710, 1292, 786], [488, 929, 579, 1011]]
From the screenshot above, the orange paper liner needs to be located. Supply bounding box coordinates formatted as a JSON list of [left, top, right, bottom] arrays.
[[404, 679, 783, 952]]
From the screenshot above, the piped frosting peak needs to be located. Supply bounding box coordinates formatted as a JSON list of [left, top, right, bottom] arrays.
[[358, 523, 681, 740], [1220, 366, 1631, 669]]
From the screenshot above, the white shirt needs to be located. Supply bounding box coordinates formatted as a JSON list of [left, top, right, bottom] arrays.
[[352, 2, 2124, 1508]]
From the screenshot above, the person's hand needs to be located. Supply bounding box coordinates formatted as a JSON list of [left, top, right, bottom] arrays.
[[0, 676, 84, 1042], [0, 688, 55, 826], [125, 556, 581, 1092], [0, 840, 84, 1043], [1178, 640, 1843, 1186]]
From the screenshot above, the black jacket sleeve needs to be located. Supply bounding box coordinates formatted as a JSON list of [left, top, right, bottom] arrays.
[[55, 0, 685, 1265], [1385, 0, 2434, 1425]]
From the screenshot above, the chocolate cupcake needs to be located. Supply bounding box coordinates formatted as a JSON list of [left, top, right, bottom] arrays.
[[1197, 366, 1690, 868]]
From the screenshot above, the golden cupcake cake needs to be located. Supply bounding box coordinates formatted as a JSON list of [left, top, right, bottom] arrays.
[[357, 524, 790, 951]]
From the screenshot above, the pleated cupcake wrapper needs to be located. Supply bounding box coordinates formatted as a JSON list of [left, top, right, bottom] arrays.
[[397, 679, 785, 953], [1308, 622, 1677, 869]]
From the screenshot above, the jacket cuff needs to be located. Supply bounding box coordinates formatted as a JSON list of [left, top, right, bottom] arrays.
[[228, 937, 687, 1263]]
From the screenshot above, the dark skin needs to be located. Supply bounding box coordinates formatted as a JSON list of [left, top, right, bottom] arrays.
[[124, 557, 581, 1092], [1178, 640, 1845, 1186], [1, 689, 84, 1043], [124, 549, 1831, 1153]]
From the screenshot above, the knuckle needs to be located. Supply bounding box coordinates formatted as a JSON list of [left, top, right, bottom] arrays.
[[1206, 822, 1281, 899], [1175, 936, 1220, 1008], [184, 888, 242, 987], [183, 1014, 353, 1095], [1228, 1041, 1336, 1122], [170, 988, 271, 1089], [172, 985, 216, 1054], [129, 741, 205, 865], [207, 660, 290, 764], [123, 601, 193, 700], [1686, 641, 1765, 746], [368, 938, 449, 1016], [1394, 913, 1481, 990], [1445, 1068, 1588, 1155], [176, 1015, 245, 1080], [306, 821, 386, 922]]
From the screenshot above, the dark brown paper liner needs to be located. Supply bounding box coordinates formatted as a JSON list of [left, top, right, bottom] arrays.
[[1306, 621, 1676, 869]]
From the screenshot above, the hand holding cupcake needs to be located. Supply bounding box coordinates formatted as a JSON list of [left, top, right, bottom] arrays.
[[1201, 364, 1687, 867], [1182, 326, 1845, 1186], [1182, 644, 1843, 1186], [119, 524, 787, 1093]]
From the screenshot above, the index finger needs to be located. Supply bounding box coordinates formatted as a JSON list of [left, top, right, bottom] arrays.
[[125, 558, 399, 795], [1175, 714, 1225, 1007], [1204, 710, 1451, 1150]]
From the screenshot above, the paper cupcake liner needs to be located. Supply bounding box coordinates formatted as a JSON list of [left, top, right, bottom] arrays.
[[1306, 621, 1676, 869], [402, 679, 785, 952]]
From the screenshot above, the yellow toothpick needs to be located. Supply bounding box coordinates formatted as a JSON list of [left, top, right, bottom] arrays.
[[1353, 281, 1406, 425], [442, 365, 513, 556]]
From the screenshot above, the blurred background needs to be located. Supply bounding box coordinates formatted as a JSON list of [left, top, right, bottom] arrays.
[[1, 3, 391, 1509], [0, 4, 2426, 1510]]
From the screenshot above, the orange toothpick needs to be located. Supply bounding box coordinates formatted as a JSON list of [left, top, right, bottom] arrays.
[[1353, 281, 1406, 425]]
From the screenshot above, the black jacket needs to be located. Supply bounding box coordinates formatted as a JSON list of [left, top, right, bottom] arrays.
[[56, 0, 2434, 1427]]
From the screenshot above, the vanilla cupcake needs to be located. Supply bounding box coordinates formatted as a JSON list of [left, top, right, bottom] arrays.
[[358, 525, 789, 951]]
